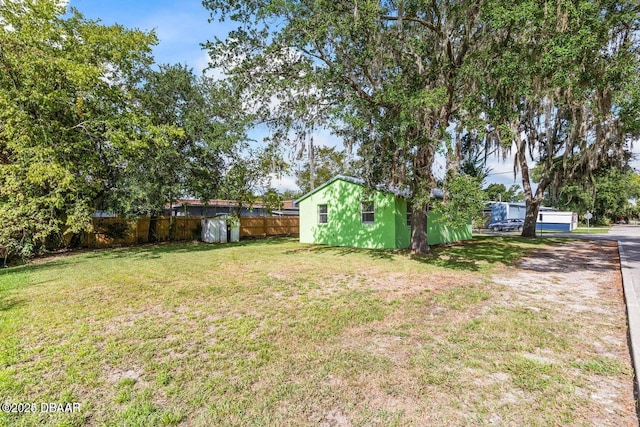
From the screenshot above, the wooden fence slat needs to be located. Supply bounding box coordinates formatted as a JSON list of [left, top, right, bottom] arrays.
[[84, 215, 298, 248], [240, 216, 299, 237]]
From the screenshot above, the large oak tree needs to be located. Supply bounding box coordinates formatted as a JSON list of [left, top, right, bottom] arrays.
[[479, 0, 640, 236], [204, 0, 486, 252]]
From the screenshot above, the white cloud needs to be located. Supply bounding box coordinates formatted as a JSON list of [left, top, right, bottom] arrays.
[[269, 173, 299, 192], [193, 51, 226, 79]]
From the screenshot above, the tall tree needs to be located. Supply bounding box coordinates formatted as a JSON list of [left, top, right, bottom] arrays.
[[111, 65, 247, 241], [217, 146, 282, 217], [113, 65, 250, 238], [296, 146, 352, 194], [204, 0, 487, 253], [479, 0, 640, 236], [484, 183, 525, 203], [459, 134, 493, 185], [0, 0, 158, 257], [543, 165, 640, 224]]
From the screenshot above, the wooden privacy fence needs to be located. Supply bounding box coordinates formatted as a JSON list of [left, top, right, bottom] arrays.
[[84, 216, 299, 248], [240, 216, 299, 238]]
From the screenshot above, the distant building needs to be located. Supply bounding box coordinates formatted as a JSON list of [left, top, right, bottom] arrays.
[[296, 175, 471, 249], [484, 202, 577, 231], [164, 199, 299, 217]]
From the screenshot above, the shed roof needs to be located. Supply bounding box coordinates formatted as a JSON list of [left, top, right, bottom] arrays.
[[295, 175, 443, 205], [483, 201, 558, 212], [168, 199, 298, 210]]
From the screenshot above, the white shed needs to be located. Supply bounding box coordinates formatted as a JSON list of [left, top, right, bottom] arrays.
[[536, 211, 578, 232]]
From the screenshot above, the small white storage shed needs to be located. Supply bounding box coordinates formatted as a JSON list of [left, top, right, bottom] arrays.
[[201, 217, 240, 243]]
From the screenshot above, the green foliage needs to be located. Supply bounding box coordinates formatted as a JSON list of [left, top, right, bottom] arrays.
[[111, 65, 243, 216], [218, 146, 281, 215], [296, 146, 353, 194], [432, 175, 486, 229], [459, 135, 492, 185], [204, 0, 640, 247], [261, 188, 283, 214], [204, 0, 490, 252], [0, 3, 252, 259], [545, 167, 640, 224], [484, 183, 525, 203], [477, 0, 640, 235], [0, 1, 157, 258]]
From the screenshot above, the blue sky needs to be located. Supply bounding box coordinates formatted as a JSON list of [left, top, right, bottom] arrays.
[[69, 0, 306, 189], [67, 0, 529, 191], [69, 0, 224, 74]]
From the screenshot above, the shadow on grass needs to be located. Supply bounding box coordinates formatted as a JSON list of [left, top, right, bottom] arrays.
[[416, 236, 615, 273], [408, 236, 548, 271], [285, 244, 395, 261], [82, 237, 296, 261], [0, 297, 24, 312], [0, 237, 298, 278], [1, 235, 589, 282], [288, 236, 571, 271]]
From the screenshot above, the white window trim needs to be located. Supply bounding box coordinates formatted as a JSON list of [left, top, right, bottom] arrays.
[[318, 204, 328, 224], [361, 201, 374, 224]]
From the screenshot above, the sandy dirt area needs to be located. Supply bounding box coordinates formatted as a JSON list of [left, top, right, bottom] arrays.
[[492, 240, 637, 426]]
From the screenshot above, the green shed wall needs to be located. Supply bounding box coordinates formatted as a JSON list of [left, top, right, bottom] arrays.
[[426, 211, 473, 245], [393, 199, 472, 248], [298, 178, 472, 249], [298, 179, 398, 249]]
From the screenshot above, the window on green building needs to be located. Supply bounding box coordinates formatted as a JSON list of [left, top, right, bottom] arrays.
[[318, 204, 328, 224], [406, 202, 412, 227], [361, 201, 374, 223]]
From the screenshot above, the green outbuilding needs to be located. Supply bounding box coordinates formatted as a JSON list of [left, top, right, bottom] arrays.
[[295, 175, 472, 249]]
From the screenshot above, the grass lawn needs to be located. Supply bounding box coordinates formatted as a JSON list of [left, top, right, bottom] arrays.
[[572, 227, 611, 234], [527, 227, 610, 235], [0, 236, 633, 426]]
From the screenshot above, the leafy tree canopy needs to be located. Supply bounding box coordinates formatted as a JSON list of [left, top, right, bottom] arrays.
[[484, 183, 525, 203], [111, 65, 247, 217], [544, 166, 640, 224], [295, 146, 356, 195], [204, 0, 489, 252], [0, 0, 159, 258], [479, 0, 640, 236]]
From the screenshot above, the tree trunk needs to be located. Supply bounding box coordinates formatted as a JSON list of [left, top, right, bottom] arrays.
[[410, 202, 429, 253], [409, 142, 436, 253], [309, 133, 315, 190], [514, 123, 535, 237], [522, 199, 541, 237], [516, 127, 550, 238]]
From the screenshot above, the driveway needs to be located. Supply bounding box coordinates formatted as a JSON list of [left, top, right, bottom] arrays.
[[536, 225, 640, 399]]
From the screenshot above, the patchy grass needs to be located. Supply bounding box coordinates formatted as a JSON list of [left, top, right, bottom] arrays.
[[0, 237, 634, 426]]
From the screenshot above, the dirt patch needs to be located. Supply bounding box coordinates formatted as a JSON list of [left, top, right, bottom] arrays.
[[105, 366, 145, 385], [493, 241, 623, 313], [493, 240, 636, 425], [320, 239, 636, 425]]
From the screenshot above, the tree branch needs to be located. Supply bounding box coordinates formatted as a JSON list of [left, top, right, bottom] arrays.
[[379, 15, 441, 34]]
